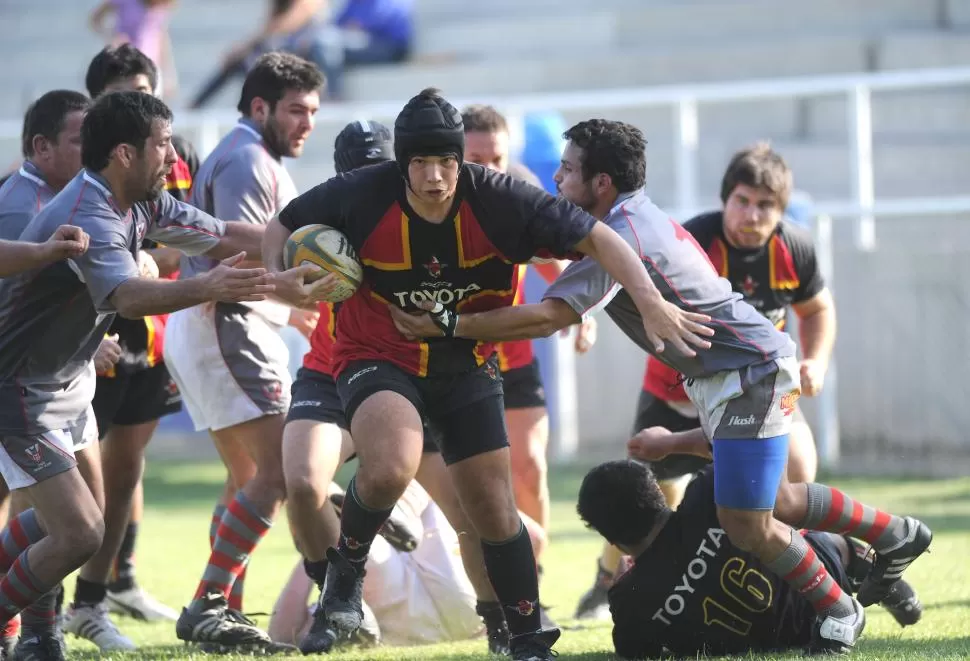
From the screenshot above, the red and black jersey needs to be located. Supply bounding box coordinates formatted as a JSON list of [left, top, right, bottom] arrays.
[[279, 162, 595, 378], [642, 211, 825, 401], [494, 265, 533, 372], [304, 301, 339, 376], [609, 468, 816, 659]]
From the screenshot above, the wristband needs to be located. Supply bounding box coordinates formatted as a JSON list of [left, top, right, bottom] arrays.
[[428, 303, 458, 337]]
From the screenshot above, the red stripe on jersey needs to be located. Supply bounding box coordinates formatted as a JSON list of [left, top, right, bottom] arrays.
[[706, 237, 730, 278], [768, 235, 800, 290], [454, 202, 507, 266], [495, 266, 533, 371], [304, 302, 337, 376], [360, 207, 412, 271], [641, 356, 689, 402]]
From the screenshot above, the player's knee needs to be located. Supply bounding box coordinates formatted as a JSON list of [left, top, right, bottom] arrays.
[[512, 448, 546, 491], [285, 471, 325, 508], [357, 464, 412, 505], [54, 513, 105, 564], [717, 509, 772, 554]]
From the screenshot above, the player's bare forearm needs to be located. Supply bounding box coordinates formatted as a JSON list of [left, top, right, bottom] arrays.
[[574, 224, 664, 310], [262, 217, 291, 273], [0, 240, 50, 276], [109, 277, 209, 319], [455, 299, 580, 341], [205, 222, 266, 263], [794, 288, 836, 365]]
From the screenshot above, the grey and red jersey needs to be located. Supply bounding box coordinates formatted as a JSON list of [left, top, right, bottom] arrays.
[[183, 119, 297, 325], [0, 169, 225, 435], [543, 190, 795, 378], [0, 161, 57, 240]]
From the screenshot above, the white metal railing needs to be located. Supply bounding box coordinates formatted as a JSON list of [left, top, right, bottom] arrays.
[[4, 66, 970, 464]]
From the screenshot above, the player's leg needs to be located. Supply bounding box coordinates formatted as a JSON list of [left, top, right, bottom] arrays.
[[306, 362, 426, 652], [0, 427, 105, 660], [104, 366, 182, 621], [772, 464, 931, 607], [432, 362, 559, 660], [169, 305, 293, 650], [210, 432, 257, 613], [785, 405, 817, 483], [503, 360, 551, 557], [283, 368, 355, 600], [700, 359, 866, 653], [414, 449, 510, 654]]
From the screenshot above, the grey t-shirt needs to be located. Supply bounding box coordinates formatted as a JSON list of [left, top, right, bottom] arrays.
[[0, 169, 226, 434], [544, 190, 795, 378], [0, 162, 56, 241], [183, 119, 296, 326]]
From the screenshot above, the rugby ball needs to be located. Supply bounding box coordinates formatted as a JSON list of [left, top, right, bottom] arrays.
[[284, 224, 363, 303]]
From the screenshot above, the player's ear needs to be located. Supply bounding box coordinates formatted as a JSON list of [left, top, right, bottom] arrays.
[[250, 97, 269, 122], [30, 134, 51, 160], [113, 143, 136, 168], [594, 172, 613, 196]]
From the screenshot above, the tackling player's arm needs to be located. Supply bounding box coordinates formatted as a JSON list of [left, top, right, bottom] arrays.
[[788, 228, 836, 396], [84, 203, 273, 318], [0, 225, 89, 276], [147, 190, 266, 262]]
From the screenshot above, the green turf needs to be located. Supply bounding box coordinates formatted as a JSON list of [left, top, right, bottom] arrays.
[[61, 461, 970, 659]]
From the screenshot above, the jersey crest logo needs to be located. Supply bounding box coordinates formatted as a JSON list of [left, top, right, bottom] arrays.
[[424, 256, 447, 279], [740, 274, 759, 297]]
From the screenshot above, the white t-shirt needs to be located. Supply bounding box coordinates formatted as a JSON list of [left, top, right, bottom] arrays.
[[362, 503, 483, 645]]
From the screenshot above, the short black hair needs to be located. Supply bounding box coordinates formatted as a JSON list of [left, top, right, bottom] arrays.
[[563, 119, 646, 192], [22, 90, 90, 158], [237, 52, 324, 116], [85, 44, 159, 98], [82, 91, 172, 171], [577, 460, 669, 547]]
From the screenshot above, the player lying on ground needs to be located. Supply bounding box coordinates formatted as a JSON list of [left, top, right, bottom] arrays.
[[269, 479, 547, 649], [577, 459, 922, 659], [390, 118, 933, 654]]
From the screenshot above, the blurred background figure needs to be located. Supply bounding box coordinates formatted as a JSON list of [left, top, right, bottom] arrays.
[[189, 0, 413, 108], [89, 0, 179, 99]]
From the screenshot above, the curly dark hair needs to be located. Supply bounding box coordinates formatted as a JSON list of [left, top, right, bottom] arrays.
[[577, 460, 669, 547], [238, 52, 324, 116], [563, 119, 646, 192]]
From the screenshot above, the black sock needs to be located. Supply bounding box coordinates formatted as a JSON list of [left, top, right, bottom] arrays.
[[73, 577, 106, 607], [108, 523, 139, 593], [336, 477, 393, 565], [303, 557, 330, 587], [476, 600, 507, 629], [481, 521, 541, 637]]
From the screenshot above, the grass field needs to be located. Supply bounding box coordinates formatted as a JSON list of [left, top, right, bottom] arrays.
[[61, 460, 970, 660]]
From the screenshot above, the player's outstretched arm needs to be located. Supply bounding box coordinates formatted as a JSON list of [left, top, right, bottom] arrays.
[[573, 223, 713, 357], [108, 252, 274, 319], [0, 226, 89, 277], [792, 287, 836, 396]]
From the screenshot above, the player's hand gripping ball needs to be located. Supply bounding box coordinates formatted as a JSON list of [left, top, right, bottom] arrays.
[[283, 224, 363, 303]]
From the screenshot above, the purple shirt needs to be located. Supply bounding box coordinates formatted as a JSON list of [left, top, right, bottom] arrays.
[[111, 0, 170, 63]]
